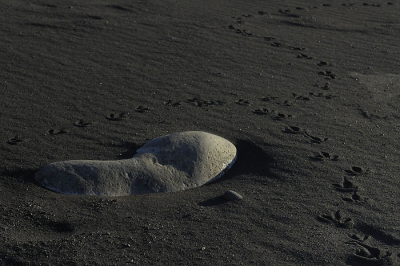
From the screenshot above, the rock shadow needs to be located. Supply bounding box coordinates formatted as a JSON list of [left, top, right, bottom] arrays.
[[199, 195, 231, 206], [215, 139, 278, 182], [0, 168, 37, 184], [117, 142, 145, 159]]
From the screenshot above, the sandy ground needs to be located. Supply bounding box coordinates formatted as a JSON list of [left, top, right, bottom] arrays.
[[1, 0, 400, 265]]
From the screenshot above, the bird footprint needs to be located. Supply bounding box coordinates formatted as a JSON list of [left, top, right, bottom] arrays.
[[310, 151, 339, 161], [318, 210, 354, 229], [74, 119, 92, 127], [7, 135, 23, 145], [106, 112, 129, 121], [332, 177, 358, 192]]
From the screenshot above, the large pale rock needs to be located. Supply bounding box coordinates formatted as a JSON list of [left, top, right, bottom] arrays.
[[35, 131, 237, 196]]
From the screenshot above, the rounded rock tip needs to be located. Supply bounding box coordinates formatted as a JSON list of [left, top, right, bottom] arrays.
[[222, 190, 243, 201]]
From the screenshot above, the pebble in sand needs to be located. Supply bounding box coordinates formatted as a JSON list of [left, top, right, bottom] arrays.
[[222, 190, 243, 201], [35, 131, 237, 196]]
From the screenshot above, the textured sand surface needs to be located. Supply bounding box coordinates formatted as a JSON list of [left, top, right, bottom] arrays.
[[1, 0, 400, 265]]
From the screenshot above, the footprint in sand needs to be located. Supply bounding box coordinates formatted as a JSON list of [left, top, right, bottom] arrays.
[[253, 108, 271, 115], [186, 97, 224, 107], [332, 177, 358, 192], [282, 126, 328, 144], [297, 52, 313, 59], [310, 151, 339, 161], [283, 125, 302, 134], [73, 119, 92, 127], [272, 112, 293, 121], [106, 112, 129, 121], [304, 132, 328, 144], [292, 93, 311, 101], [347, 235, 395, 264], [48, 129, 68, 136], [318, 70, 336, 79], [316, 82, 331, 90], [35, 131, 237, 196], [318, 210, 354, 228], [106, 4, 134, 12], [164, 100, 182, 107], [342, 191, 364, 202], [235, 99, 251, 106], [253, 109, 293, 120], [309, 92, 338, 99], [7, 135, 23, 145], [135, 106, 150, 113], [345, 166, 366, 176], [261, 96, 278, 101], [331, 177, 367, 202]]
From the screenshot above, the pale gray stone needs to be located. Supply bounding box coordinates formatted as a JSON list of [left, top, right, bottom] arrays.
[[35, 131, 237, 196], [222, 190, 243, 201]]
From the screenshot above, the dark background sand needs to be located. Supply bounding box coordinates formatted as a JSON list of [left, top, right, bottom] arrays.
[[1, 0, 400, 265]]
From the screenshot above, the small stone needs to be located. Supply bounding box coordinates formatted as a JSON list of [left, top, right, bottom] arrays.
[[222, 190, 243, 201]]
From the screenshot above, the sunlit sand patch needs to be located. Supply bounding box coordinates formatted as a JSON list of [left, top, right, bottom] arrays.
[[35, 131, 237, 196], [351, 72, 400, 101]]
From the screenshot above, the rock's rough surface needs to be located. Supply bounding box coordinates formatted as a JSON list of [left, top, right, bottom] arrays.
[[35, 131, 237, 196]]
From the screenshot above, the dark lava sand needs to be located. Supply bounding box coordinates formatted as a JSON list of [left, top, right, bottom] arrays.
[[1, 0, 400, 265]]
